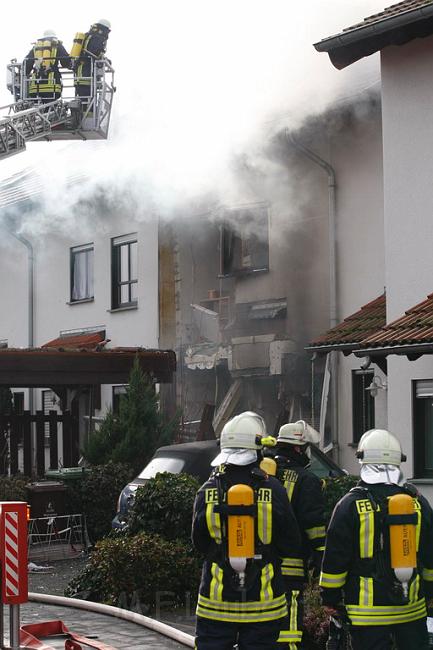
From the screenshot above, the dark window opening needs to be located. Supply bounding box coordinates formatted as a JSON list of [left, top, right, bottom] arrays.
[[112, 385, 127, 415], [70, 244, 94, 302], [352, 370, 375, 444], [111, 235, 138, 309], [413, 379, 433, 479], [220, 207, 269, 277]]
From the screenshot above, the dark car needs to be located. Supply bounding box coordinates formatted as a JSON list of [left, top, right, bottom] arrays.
[[112, 439, 345, 529]]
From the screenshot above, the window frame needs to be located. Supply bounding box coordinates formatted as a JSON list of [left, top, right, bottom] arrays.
[[70, 243, 94, 303], [219, 206, 270, 278], [413, 379, 433, 479], [352, 369, 375, 444], [111, 235, 138, 309]]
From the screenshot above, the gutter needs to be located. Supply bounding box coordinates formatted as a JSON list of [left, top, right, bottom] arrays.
[[355, 342, 433, 357], [286, 132, 340, 461], [314, 4, 433, 52]]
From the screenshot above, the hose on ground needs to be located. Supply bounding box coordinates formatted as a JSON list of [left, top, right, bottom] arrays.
[[29, 592, 195, 648]]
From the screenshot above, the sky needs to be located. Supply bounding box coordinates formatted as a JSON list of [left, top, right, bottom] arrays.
[[0, 0, 387, 220]]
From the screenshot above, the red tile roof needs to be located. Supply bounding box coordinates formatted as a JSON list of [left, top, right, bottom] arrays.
[[308, 294, 386, 351], [360, 292, 433, 348], [344, 0, 433, 34], [42, 331, 107, 351]]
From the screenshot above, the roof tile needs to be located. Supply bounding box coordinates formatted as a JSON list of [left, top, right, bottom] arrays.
[[344, 0, 433, 33], [309, 294, 386, 349], [361, 293, 433, 347]]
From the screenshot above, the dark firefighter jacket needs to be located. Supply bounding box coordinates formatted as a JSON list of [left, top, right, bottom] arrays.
[[25, 39, 71, 96], [320, 480, 433, 626], [75, 25, 110, 86], [274, 447, 326, 585], [192, 462, 301, 624]]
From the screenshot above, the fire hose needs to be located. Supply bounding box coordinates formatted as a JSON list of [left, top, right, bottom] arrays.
[[28, 592, 195, 648]]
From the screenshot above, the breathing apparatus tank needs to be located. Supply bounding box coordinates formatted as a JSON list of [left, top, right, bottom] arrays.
[[71, 32, 85, 59], [260, 457, 277, 476], [227, 484, 255, 587], [388, 493, 417, 597]]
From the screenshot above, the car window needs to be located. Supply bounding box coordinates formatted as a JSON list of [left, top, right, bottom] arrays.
[[137, 457, 186, 479], [310, 448, 341, 478]]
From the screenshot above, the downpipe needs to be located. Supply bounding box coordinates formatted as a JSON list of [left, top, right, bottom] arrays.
[[29, 592, 195, 648], [286, 131, 340, 462]]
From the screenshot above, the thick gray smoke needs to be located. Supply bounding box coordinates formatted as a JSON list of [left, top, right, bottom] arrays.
[[0, 0, 385, 232]]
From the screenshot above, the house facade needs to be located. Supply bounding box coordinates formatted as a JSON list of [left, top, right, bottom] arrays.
[[0, 184, 162, 468], [314, 0, 433, 499]]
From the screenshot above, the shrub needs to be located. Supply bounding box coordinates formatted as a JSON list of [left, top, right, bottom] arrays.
[[83, 359, 178, 475], [66, 462, 134, 543], [128, 472, 200, 542], [322, 474, 359, 525], [65, 532, 202, 611], [0, 475, 30, 501]]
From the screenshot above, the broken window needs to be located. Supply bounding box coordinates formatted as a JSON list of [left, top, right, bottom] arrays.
[[220, 206, 269, 276]]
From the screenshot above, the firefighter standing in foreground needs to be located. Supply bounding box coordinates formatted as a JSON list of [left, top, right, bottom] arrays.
[[24, 30, 71, 102], [73, 19, 111, 112], [320, 428, 433, 650], [192, 411, 301, 649], [267, 420, 326, 648]]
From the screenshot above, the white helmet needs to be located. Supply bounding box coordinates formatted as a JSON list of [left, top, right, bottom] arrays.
[[277, 420, 320, 446], [356, 429, 406, 466], [43, 29, 57, 39], [211, 411, 267, 466], [96, 19, 111, 29]]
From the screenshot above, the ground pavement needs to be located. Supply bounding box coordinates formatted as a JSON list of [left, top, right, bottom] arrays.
[[11, 558, 196, 649]]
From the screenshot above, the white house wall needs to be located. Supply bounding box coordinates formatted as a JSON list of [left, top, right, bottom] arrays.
[[0, 215, 159, 416], [381, 36, 433, 498]]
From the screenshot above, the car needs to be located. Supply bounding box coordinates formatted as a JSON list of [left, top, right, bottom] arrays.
[[111, 438, 345, 529]]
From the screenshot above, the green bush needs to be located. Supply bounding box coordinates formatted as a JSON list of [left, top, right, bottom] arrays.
[[128, 472, 200, 542], [83, 359, 178, 475], [65, 532, 201, 611], [0, 475, 30, 502], [66, 462, 134, 543], [322, 474, 359, 525]]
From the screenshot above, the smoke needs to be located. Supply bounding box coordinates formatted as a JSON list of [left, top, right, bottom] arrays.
[[0, 0, 386, 231]]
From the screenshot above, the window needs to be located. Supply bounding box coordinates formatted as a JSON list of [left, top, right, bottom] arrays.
[[112, 385, 127, 415], [111, 234, 138, 309], [70, 244, 94, 302], [352, 370, 375, 444], [413, 379, 433, 478], [220, 206, 269, 276]]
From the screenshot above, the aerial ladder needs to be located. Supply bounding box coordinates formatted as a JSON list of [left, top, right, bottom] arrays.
[[0, 56, 115, 160]]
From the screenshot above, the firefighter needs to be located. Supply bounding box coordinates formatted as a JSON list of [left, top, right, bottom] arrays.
[[192, 411, 302, 649], [73, 19, 111, 114], [268, 420, 326, 648], [320, 429, 433, 650], [24, 30, 71, 102]]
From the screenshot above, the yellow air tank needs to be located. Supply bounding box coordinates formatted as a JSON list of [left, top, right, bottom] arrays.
[[71, 32, 85, 58], [388, 493, 417, 596], [227, 484, 255, 585], [260, 457, 277, 476]]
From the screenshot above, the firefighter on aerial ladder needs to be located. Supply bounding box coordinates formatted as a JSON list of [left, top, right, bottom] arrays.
[[191, 411, 302, 649], [24, 29, 71, 102], [320, 429, 433, 650], [72, 19, 111, 115]]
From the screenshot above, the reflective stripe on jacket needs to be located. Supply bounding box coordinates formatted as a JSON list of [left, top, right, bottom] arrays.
[[320, 481, 433, 626], [191, 463, 301, 623]]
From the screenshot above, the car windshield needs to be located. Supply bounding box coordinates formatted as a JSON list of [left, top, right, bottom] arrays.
[[137, 456, 186, 479], [310, 447, 340, 478]]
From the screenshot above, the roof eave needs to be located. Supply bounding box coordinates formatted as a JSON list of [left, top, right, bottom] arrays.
[[354, 342, 433, 358], [314, 4, 433, 69], [305, 342, 361, 354]]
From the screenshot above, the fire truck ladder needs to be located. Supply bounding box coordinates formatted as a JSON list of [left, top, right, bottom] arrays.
[[1, 57, 115, 161], [0, 99, 73, 159]]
